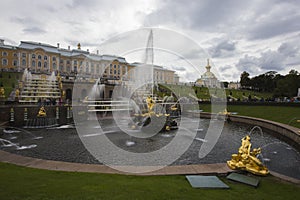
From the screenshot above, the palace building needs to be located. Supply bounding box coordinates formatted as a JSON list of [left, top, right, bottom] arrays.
[[0, 39, 179, 85], [195, 59, 219, 87]]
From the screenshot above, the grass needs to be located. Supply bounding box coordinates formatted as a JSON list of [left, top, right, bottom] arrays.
[[162, 84, 272, 100], [200, 104, 300, 128], [0, 72, 22, 97], [0, 162, 299, 200]]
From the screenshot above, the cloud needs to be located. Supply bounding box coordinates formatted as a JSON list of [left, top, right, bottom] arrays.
[[1, 0, 300, 81], [171, 65, 186, 72], [145, 0, 248, 30], [209, 38, 237, 58], [278, 40, 300, 57], [219, 65, 233, 71], [23, 27, 47, 34], [248, 13, 300, 40]]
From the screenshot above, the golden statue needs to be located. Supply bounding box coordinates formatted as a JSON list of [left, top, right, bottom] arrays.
[[146, 96, 155, 113], [0, 87, 5, 97], [37, 106, 47, 117], [15, 89, 20, 97], [227, 135, 269, 175], [219, 108, 230, 115]]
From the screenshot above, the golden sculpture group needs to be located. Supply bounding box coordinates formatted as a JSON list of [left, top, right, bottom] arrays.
[[132, 96, 178, 131], [227, 135, 269, 175], [37, 106, 47, 117]]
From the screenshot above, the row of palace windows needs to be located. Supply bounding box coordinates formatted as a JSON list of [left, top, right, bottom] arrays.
[[1, 52, 125, 69], [1, 51, 53, 61], [2, 58, 126, 76], [2, 57, 126, 75]]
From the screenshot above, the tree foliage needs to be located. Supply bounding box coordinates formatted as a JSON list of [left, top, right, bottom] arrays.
[[240, 70, 300, 97]]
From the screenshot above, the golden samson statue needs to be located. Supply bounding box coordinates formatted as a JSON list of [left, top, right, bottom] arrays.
[[37, 106, 47, 117], [227, 135, 269, 175]]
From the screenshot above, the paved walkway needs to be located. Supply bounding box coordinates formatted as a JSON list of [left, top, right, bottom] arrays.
[[0, 150, 231, 175], [1, 150, 299, 184]]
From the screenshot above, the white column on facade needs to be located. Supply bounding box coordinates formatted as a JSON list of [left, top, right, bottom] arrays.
[[71, 59, 74, 72], [48, 54, 50, 73], [28, 53, 31, 70]]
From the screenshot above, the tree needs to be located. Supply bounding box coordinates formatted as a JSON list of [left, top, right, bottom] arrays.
[[274, 70, 300, 97], [240, 71, 250, 88]]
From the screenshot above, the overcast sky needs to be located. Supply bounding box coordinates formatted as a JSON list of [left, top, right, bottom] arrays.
[[1, 0, 299, 82]]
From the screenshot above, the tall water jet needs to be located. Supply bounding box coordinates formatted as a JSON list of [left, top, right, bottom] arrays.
[[88, 78, 105, 100], [49, 71, 56, 82]]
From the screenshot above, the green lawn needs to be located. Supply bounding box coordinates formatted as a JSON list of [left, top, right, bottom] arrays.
[[162, 84, 272, 100], [0, 162, 299, 200], [200, 104, 300, 128]]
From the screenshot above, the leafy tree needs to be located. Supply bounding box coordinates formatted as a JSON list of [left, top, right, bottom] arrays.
[[240, 71, 250, 88]]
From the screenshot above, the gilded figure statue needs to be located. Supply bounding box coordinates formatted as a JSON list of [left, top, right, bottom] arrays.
[[227, 135, 269, 175]]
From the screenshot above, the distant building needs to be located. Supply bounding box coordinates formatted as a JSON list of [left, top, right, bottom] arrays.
[[228, 82, 241, 89], [195, 59, 219, 87], [0, 39, 178, 85], [130, 62, 179, 84]]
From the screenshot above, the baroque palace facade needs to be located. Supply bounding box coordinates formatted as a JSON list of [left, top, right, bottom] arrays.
[[0, 39, 179, 84]]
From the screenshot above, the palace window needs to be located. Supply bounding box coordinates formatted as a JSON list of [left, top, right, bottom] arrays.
[[32, 54, 36, 59], [86, 66, 89, 73], [114, 70, 116, 74], [52, 57, 56, 61], [114, 65, 116, 68], [2, 52, 7, 56], [13, 60, 18, 66], [44, 62, 47, 68], [96, 64, 100, 73], [67, 60, 70, 65], [91, 64, 94, 73], [44, 56, 47, 60], [22, 59, 26, 66], [60, 59, 64, 64], [38, 55, 42, 60], [2, 58, 8, 66], [67, 66, 71, 72], [74, 66, 77, 72], [60, 65, 64, 72], [22, 53, 26, 58], [38, 61, 42, 67], [74, 60, 77, 65], [32, 60, 36, 67], [53, 63, 57, 70], [13, 53, 18, 57]]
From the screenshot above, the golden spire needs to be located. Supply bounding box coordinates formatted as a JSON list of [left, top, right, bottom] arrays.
[[77, 43, 81, 50], [206, 58, 211, 72]]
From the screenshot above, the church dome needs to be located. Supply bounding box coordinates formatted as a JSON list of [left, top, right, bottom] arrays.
[[201, 59, 216, 79], [202, 71, 216, 79]]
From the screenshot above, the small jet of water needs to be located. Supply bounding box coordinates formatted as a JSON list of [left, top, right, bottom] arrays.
[[33, 136, 43, 140], [195, 138, 207, 143], [195, 128, 204, 132], [125, 140, 135, 147], [3, 129, 21, 134], [161, 134, 174, 138], [263, 158, 271, 162], [55, 124, 75, 129], [17, 144, 37, 150], [272, 151, 278, 154]]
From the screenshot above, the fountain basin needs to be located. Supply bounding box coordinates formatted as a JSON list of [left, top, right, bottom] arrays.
[[0, 117, 299, 180]]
